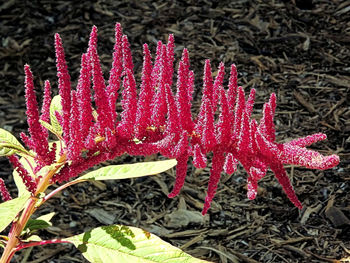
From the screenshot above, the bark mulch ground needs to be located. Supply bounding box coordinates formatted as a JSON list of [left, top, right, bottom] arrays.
[[0, 1, 349, 262]]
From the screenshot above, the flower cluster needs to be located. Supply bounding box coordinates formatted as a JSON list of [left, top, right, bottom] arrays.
[[2, 23, 339, 214]]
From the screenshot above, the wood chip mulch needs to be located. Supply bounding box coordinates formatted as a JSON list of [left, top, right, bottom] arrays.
[[0, 1, 349, 262]]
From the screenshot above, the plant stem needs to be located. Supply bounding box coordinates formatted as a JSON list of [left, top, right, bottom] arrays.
[[0, 156, 65, 263], [14, 239, 72, 252], [0, 197, 37, 263], [42, 179, 86, 204]]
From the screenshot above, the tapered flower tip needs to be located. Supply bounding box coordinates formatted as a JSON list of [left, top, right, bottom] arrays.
[[305, 152, 340, 170], [181, 48, 190, 67], [0, 178, 11, 201], [24, 64, 34, 89], [281, 144, 340, 170], [247, 178, 258, 200], [229, 64, 238, 89], [54, 33, 61, 45], [269, 92, 276, 114], [54, 34, 66, 63], [203, 59, 213, 98], [24, 64, 31, 74], [115, 22, 122, 37], [168, 154, 189, 198], [287, 133, 327, 147], [88, 26, 98, 50], [202, 195, 213, 215]]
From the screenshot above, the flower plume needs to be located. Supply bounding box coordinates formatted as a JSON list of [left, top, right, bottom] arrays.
[[10, 23, 339, 215]]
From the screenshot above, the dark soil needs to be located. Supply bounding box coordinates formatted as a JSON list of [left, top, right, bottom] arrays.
[[0, 1, 349, 262]]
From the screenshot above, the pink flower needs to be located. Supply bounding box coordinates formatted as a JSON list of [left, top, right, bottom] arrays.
[[55, 33, 72, 145], [8, 155, 37, 194], [202, 150, 226, 215], [23, 65, 50, 164], [76, 53, 93, 143], [135, 44, 154, 139], [118, 68, 137, 138], [16, 24, 339, 215], [176, 49, 194, 133], [40, 80, 51, 124], [0, 178, 11, 201], [88, 26, 114, 134], [107, 23, 123, 126]]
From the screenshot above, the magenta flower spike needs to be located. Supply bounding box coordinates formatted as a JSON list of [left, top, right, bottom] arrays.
[[118, 68, 137, 138], [227, 64, 238, 112], [151, 41, 164, 88], [40, 80, 51, 123], [0, 178, 12, 201], [213, 62, 225, 107], [280, 143, 340, 170], [174, 131, 189, 158], [216, 87, 231, 145], [121, 35, 134, 75], [55, 33, 72, 144], [193, 144, 207, 169], [200, 97, 216, 151], [164, 84, 180, 140], [23, 65, 49, 163], [11, 23, 339, 215], [76, 53, 93, 142], [237, 110, 251, 153], [165, 34, 175, 87], [223, 153, 238, 175], [286, 133, 327, 147], [88, 26, 114, 134], [150, 45, 169, 129], [259, 93, 276, 142], [107, 23, 123, 125], [67, 91, 81, 161], [245, 88, 256, 118], [8, 155, 37, 194], [176, 49, 194, 133], [202, 59, 214, 102], [135, 44, 154, 139], [168, 153, 189, 198], [270, 161, 302, 209], [202, 150, 226, 215], [195, 60, 214, 139], [233, 86, 245, 139]]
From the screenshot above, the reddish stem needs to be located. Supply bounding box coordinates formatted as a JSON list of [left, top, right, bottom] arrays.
[[15, 239, 72, 252]]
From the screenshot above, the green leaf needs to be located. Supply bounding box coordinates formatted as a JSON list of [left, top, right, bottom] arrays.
[[23, 219, 51, 233], [36, 211, 55, 223], [39, 120, 63, 139], [64, 225, 211, 263], [74, 159, 177, 182], [49, 95, 63, 135], [0, 128, 31, 157], [23, 212, 55, 233], [0, 193, 31, 233], [23, 235, 42, 242]]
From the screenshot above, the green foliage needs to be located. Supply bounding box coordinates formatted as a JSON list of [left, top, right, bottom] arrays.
[[49, 95, 63, 135], [0, 128, 32, 158], [74, 159, 177, 183], [23, 212, 55, 234], [64, 225, 211, 263], [0, 193, 31, 233]]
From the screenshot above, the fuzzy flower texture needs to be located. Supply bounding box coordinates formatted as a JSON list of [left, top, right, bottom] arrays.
[[5, 23, 339, 215]]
